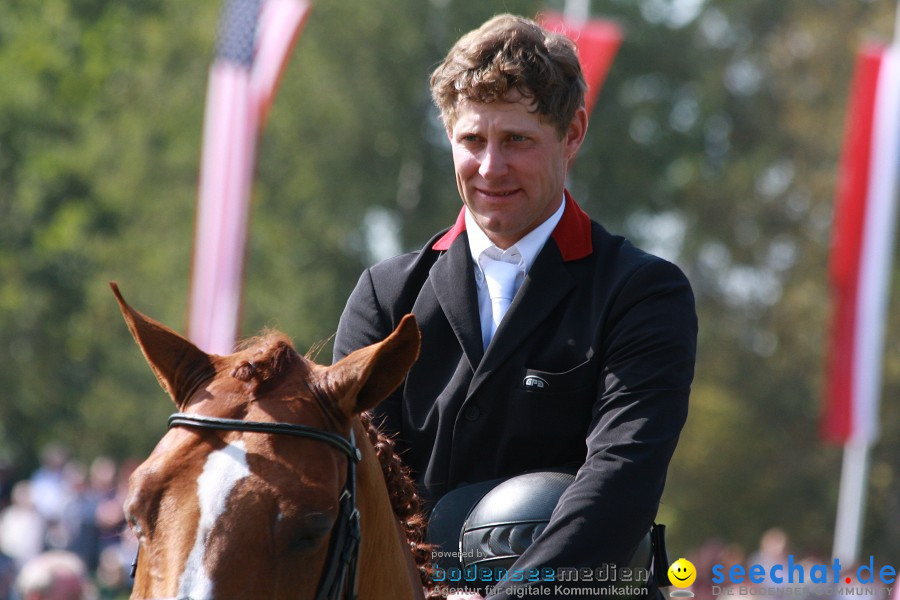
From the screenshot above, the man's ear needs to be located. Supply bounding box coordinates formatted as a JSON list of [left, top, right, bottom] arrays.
[[564, 106, 589, 161]]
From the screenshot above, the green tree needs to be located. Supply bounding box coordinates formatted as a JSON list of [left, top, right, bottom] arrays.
[[0, 0, 216, 465]]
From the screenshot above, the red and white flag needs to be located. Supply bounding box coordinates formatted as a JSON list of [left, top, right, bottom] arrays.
[[823, 43, 900, 445], [188, 0, 310, 354]]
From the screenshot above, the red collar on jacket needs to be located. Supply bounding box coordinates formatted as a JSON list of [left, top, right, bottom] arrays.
[[431, 190, 593, 261]]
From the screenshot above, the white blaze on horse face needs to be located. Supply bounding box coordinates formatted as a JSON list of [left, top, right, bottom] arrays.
[[177, 440, 251, 600]]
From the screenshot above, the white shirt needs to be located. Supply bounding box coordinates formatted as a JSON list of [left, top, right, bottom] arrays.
[[466, 198, 566, 349]]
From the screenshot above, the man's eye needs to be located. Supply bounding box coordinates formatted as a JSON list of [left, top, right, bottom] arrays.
[[509, 135, 527, 142]]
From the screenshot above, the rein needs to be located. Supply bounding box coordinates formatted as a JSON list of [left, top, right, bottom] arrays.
[[135, 412, 363, 600]]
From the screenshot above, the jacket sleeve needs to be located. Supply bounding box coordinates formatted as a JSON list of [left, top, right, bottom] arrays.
[[333, 268, 403, 436], [488, 258, 697, 599]]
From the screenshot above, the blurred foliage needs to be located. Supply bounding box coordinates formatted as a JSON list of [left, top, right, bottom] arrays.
[[0, 0, 897, 560]]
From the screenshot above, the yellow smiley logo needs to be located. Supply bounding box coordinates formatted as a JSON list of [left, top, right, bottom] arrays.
[[668, 558, 697, 588]]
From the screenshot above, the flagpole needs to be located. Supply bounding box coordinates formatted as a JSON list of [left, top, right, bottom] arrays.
[[563, 0, 589, 24], [895, 0, 900, 50], [831, 1, 900, 567], [832, 441, 870, 565]]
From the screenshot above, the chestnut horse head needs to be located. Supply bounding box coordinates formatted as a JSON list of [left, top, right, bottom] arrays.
[[111, 284, 428, 600]]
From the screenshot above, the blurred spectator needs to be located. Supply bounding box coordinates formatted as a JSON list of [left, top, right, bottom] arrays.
[[0, 550, 15, 600], [14, 550, 95, 600], [0, 459, 14, 512], [747, 526, 789, 572], [94, 461, 134, 600], [90, 458, 125, 560], [0, 482, 44, 566], [690, 537, 746, 600], [29, 445, 72, 527], [59, 466, 93, 573], [61, 457, 124, 574], [94, 534, 135, 600]]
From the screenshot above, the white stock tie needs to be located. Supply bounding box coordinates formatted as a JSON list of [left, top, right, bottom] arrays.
[[482, 258, 520, 342]]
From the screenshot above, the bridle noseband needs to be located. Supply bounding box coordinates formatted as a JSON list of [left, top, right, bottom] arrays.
[[133, 412, 363, 600]]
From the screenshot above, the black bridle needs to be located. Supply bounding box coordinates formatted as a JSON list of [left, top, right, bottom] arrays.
[[133, 412, 363, 600]]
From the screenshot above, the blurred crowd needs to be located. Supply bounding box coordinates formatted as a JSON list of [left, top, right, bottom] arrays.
[[686, 527, 898, 600], [0, 444, 138, 600], [0, 446, 896, 600]]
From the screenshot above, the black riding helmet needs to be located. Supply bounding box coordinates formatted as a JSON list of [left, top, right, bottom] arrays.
[[427, 470, 660, 597], [459, 471, 656, 595]]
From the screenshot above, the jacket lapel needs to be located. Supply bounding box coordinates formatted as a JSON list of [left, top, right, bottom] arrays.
[[428, 192, 593, 398], [429, 234, 485, 369]]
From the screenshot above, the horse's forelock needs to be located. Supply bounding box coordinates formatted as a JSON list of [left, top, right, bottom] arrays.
[[231, 331, 302, 385]]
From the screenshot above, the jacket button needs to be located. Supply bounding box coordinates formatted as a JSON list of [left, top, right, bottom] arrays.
[[463, 406, 480, 421]]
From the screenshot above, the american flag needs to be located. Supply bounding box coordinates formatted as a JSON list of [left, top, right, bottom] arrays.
[[188, 0, 310, 354]]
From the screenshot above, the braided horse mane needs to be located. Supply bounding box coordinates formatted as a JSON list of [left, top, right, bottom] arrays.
[[358, 410, 435, 591]]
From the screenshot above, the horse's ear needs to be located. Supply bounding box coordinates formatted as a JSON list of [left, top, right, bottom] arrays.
[[320, 314, 420, 417], [110, 282, 215, 409]]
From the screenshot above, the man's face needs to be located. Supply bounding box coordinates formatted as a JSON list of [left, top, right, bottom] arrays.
[[448, 96, 587, 249]]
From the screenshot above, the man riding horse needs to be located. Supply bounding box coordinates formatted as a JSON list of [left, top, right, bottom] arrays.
[[334, 13, 698, 600]]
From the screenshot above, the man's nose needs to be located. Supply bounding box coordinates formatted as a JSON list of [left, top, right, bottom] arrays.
[[478, 141, 508, 178]]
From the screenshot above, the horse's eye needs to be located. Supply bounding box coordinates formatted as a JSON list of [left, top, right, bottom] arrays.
[[282, 512, 334, 553], [123, 506, 145, 539], [123, 470, 160, 540]]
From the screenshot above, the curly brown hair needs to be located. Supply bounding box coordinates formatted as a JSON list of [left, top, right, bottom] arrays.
[[430, 14, 586, 136], [359, 411, 437, 593]]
